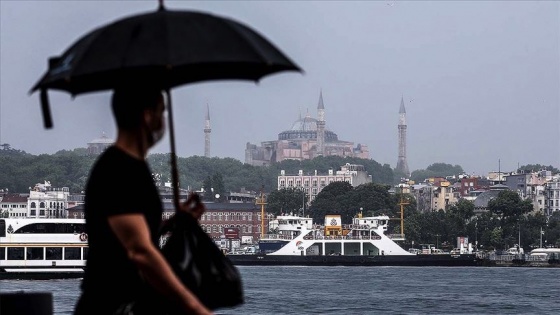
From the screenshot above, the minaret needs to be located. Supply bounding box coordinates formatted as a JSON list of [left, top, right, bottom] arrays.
[[397, 96, 410, 176], [204, 103, 211, 157], [316, 90, 326, 156]]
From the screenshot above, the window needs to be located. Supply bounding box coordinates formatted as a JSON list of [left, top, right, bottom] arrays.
[[31, 202, 36, 208], [7, 247, 24, 260], [64, 248, 81, 260], [46, 247, 63, 260], [0, 248, 4, 260], [83, 247, 89, 260], [39, 202, 45, 208], [27, 247, 44, 260]]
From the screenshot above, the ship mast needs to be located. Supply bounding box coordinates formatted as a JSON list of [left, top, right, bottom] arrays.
[[255, 186, 267, 238], [398, 187, 409, 236]]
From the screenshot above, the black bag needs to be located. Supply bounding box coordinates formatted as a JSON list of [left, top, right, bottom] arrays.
[[160, 211, 244, 311]]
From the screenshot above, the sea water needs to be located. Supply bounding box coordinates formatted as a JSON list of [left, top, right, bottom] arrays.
[[1, 266, 559, 314]]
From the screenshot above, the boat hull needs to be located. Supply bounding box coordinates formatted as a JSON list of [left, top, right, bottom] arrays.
[[227, 254, 484, 267], [0, 267, 84, 280]]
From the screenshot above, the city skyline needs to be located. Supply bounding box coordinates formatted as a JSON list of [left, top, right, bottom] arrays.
[[1, 1, 558, 176]]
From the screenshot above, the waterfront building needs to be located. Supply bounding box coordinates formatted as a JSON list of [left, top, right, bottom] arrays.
[[430, 180, 460, 211], [545, 176, 560, 215], [0, 193, 28, 218], [27, 181, 70, 218], [277, 163, 372, 204], [245, 91, 369, 166], [459, 177, 490, 197], [162, 201, 267, 244], [504, 171, 550, 213]]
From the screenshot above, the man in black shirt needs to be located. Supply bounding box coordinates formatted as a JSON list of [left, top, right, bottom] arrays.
[[74, 88, 211, 315]]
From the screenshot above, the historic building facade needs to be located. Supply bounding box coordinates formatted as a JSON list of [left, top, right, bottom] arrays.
[[245, 91, 369, 166], [277, 163, 372, 204]]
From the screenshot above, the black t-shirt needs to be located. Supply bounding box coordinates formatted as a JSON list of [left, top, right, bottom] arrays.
[[81, 146, 162, 303]]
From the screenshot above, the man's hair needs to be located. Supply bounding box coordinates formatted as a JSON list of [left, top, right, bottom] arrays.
[[111, 88, 164, 130]]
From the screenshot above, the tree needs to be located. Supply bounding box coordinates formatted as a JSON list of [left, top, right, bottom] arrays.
[[212, 173, 226, 202], [447, 199, 475, 222], [202, 176, 213, 201], [487, 190, 533, 220], [309, 181, 354, 223], [517, 164, 559, 174], [410, 163, 464, 183], [266, 188, 307, 216]]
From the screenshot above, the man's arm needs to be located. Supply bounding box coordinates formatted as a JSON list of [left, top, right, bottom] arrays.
[[108, 214, 212, 315]]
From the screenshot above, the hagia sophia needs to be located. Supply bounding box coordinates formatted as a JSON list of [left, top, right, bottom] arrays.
[[85, 92, 411, 178], [244, 91, 370, 166]]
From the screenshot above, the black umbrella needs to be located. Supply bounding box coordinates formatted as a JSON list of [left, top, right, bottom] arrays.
[[30, 1, 301, 209]]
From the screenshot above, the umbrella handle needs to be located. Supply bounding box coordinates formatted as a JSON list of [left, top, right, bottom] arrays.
[[165, 89, 180, 211], [40, 89, 53, 129]]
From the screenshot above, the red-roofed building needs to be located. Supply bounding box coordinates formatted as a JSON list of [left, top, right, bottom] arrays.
[[0, 193, 29, 218]]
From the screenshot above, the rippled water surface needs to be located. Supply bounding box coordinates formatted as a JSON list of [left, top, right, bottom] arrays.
[[2, 266, 560, 314]]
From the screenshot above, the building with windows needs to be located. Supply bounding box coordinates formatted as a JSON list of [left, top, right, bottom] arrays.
[[277, 163, 372, 204], [545, 176, 560, 215], [27, 181, 70, 218], [162, 201, 267, 244], [0, 194, 29, 218]]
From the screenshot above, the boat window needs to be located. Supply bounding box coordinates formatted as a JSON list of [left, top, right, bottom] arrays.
[[27, 247, 44, 260], [0, 220, 5, 237], [7, 247, 24, 260], [14, 223, 85, 234], [83, 247, 89, 260], [64, 248, 81, 260], [0, 248, 4, 260], [46, 247, 63, 260]]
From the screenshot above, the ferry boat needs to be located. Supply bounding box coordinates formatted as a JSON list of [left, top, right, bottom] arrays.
[[0, 218, 87, 279], [228, 214, 483, 266]]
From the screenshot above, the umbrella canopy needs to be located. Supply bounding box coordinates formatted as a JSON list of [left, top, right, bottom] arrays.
[[30, 3, 301, 209], [30, 7, 300, 97]]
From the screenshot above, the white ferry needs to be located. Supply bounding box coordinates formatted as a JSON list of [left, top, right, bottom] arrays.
[[0, 218, 87, 279], [228, 214, 482, 266]]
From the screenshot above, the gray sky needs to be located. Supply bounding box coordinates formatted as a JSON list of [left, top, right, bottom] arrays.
[[1, 1, 558, 176]]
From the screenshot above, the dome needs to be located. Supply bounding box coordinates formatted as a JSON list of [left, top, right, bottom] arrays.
[[89, 132, 113, 144], [291, 116, 318, 131], [278, 114, 338, 141]]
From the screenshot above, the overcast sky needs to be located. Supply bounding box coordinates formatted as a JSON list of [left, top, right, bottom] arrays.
[[1, 1, 558, 176]]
